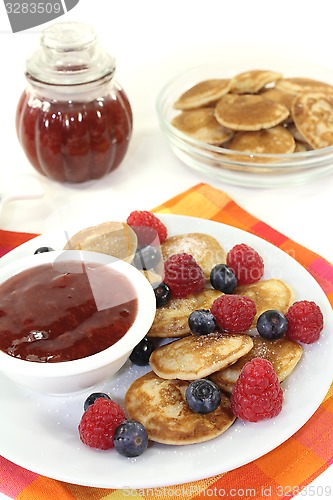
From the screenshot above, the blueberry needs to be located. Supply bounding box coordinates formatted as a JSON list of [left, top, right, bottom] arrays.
[[83, 392, 111, 411], [153, 282, 171, 307], [34, 246, 54, 254], [188, 309, 216, 335], [114, 419, 148, 457], [257, 310, 288, 340], [185, 379, 221, 414], [133, 246, 161, 270], [129, 337, 155, 365], [210, 264, 238, 293]]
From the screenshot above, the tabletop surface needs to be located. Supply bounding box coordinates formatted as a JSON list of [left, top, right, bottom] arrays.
[[0, 1, 332, 498]]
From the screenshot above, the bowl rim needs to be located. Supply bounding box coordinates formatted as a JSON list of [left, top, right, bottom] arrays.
[[0, 250, 156, 378], [156, 60, 333, 165]]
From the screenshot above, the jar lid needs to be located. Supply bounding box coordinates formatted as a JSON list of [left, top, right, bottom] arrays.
[[26, 22, 115, 85]]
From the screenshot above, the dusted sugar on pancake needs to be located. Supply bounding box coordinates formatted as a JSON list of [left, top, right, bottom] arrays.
[[148, 288, 223, 338], [149, 332, 253, 380], [125, 371, 236, 445], [162, 232, 226, 280], [210, 336, 303, 393]]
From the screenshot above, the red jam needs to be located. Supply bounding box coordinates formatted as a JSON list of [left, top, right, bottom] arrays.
[[16, 22, 133, 183], [0, 261, 137, 362], [16, 88, 133, 183]]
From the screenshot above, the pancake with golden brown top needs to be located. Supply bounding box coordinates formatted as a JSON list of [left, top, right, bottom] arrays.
[[125, 371, 236, 445], [161, 232, 226, 280], [210, 336, 303, 393], [228, 126, 295, 154], [149, 332, 253, 380], [260, 88, 296, 112], [174, 79, 232, 110], [64, 222, 137, 263], [291, 92, 333, 149], [276, 77, 333, 95], [171, 108, 233, 145], [148, 288, 223, 338], [235, 279, 294, 327], [230, 69, 282, 94], [215, 94, 290, 131]]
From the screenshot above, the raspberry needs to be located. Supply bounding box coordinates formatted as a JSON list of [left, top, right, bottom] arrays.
[[163, 253, 206, 298], [226, 243, 264, 285], [285, 300, 323, 344], [210, 294, 256, 333], [231, 358, 283, 422], [78, 398, 126, 450], [127, 211, 167, 246]]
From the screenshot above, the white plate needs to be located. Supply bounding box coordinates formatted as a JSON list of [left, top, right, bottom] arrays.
[[0, 214, 333, 489]]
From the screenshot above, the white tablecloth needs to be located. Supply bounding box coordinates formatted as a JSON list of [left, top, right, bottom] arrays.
[[0, 1, 332, 498]]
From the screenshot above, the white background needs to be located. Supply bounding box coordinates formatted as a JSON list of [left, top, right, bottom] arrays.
[[0, 0, 332, 497]]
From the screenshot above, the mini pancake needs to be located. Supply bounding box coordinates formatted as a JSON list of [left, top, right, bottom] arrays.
[[228, 126, 295, 154], [260, 88, 296, 112], [291, 92, 333, 149], [162, 232, 226, 279], [230, 69, 282, 94], [149, 332, 253, 380], [276, 77, 333, 95], [210, 337, 303, 394], [235, 279, 294, 327], [214, 94, 290, 131], [171, 108, 233, 145], [148, 288, 223, 338], [64, 221, 137, 262], [125, 371, 236, 445], [174, 79, 232, 110]]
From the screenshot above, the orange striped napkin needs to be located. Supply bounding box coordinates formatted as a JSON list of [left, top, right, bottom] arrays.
[[0, 183, 332, 500]]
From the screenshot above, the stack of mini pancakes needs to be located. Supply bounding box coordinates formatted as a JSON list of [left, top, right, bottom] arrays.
[[64, 223, 303, 445], [171, 69, 333, 155], [124, 232, 303, 446]]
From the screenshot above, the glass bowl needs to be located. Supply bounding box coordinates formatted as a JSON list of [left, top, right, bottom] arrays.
[[156, 60, 333, 188]]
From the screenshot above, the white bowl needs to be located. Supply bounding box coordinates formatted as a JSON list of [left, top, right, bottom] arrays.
[[0, 250, 156, 395]]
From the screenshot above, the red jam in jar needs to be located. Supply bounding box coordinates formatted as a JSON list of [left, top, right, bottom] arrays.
[[16, 22, 133, 183], [0, 261, 138, 362]]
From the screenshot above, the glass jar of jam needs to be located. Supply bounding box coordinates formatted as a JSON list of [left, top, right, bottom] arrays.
[[16, 22, 133, 183]]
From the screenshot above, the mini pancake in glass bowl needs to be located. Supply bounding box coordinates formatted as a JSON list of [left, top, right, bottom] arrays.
[[157, 60, 333, 187], [0, 250, 156, 395]]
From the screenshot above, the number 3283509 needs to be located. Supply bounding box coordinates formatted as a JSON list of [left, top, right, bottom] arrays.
[[5, 2, 62, 14]]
